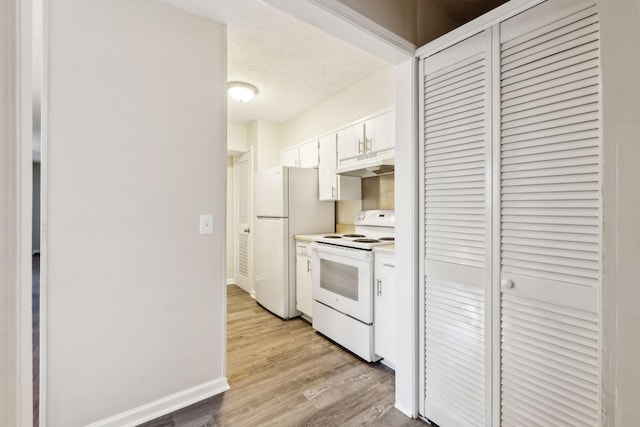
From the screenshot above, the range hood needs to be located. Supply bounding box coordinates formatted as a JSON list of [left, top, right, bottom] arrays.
[[335, 156, 395, 178]]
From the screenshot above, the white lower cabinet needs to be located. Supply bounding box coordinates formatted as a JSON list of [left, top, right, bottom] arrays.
[[374, 251, 396, 368], [295, 240, 313, 319]]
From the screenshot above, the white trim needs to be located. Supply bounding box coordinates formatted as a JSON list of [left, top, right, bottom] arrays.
[[17, 0, 34, 424], [393, 58, 420, 418], [86, 378, 230, 427], [417, 57, 426, 419], [308, 0, 415, 54], [489, 24, 502, 427], [226, 278, 235, 286], [482, 27, 495, 427], [38, 0, 49, 422], [220, 24, 230, 384], [415, 0, 545, 59], [263, 0, 413, 65]]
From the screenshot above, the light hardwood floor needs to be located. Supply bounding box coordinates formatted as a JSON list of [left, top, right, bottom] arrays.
[[140, 285, 425, 427]]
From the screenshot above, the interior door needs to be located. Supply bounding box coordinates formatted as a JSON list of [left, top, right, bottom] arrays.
[[234, 150, 253, 294], [497, 3, 600, 425], [421, 29, 492, 427]]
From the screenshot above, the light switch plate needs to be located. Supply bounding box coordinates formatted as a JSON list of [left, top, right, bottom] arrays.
[[199, 214, 214, 235]]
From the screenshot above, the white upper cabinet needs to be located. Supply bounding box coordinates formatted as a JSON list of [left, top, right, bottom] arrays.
[[298, 139, 319, 168], [339, 126, 362, 160], [318, 134, 337, 200], [281, 146, 299, 167], [281, 140, 319, 168], [370, 111, 394, 154], [338, 110, 395, 161], [318, 133, 361, 201]]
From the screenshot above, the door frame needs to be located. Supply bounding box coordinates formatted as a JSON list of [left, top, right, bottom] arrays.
[[3, 0, 35, 425]]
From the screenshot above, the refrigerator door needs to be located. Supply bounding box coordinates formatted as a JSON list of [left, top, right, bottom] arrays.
[[254, 166, 288, 218], [254, 216, 296, 318]]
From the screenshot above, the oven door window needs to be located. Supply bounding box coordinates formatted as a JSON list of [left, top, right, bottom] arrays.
[[319, 259, 358, 301]]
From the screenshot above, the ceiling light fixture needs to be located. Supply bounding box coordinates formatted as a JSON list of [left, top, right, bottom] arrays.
[[227, 81, 258, 103]]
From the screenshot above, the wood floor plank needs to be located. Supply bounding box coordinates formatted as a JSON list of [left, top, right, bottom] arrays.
[[139, 285, 425, 426]]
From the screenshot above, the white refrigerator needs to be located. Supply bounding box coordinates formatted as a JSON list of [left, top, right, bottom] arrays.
[[254, 166, 335, 319]]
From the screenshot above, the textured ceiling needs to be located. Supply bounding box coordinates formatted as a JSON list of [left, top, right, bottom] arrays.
[[158, 0, 389, 124]]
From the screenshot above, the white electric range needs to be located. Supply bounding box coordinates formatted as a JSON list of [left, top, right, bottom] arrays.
[[311, 210, 395, 362]]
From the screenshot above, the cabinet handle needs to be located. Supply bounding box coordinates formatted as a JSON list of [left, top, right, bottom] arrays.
[[307, 259, 311, 273], [358, 139, 364, 154], [332, 186, 336, 199], [243, 227, 251, 233], [376, 278, 382, 296], [383, 263, 395, 268], [365, 137, 372, 153]]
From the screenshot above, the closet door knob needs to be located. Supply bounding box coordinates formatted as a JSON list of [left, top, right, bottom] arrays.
[[501, 279, 514, 290]]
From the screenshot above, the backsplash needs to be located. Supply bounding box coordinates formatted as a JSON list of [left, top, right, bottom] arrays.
[[335, 174, 394, 231], [362, 174, 394, 211]]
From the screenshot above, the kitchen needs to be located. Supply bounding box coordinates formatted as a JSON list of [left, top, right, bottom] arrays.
[[226, 69, 401, 357], [220, 0, 403, 379]]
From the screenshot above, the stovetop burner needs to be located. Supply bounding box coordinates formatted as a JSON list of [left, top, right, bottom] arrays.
[[353, 238, 380, 243], [323, 235, 342, 239], [343, 233, 366, 238], [379, 237, 395, 241]]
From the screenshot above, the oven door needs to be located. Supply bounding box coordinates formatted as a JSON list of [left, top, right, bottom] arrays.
[[312, 242, 374, 324]]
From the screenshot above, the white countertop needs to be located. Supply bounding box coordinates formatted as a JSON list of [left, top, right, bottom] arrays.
[[374, 244, 395, 255], [294, 233, 333, 242]]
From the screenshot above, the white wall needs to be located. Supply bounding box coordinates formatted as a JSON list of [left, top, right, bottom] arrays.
[[227, 122, 248, 155], [281, 65, 395, 147], [248, 119, 283, 170], [46, 1, 228, 425], [599, 0, 640, 424], [0, 1, 19, 424], [1, 0, 32, 424]]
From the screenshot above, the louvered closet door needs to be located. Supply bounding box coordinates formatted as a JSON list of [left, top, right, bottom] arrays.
[[422, 30, 492, 427], [498, 2, 600, 425]]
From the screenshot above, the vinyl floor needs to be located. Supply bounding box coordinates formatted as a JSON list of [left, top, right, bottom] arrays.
[[139, 285, 425, 427]]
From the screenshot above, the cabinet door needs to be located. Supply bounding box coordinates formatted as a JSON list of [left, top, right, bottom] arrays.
[[295, 247, 313, 317], [498, 3, 600, 426], [281, 146, 298, 167], [370, 111, 394, 153], [318, 134, 337, 200], [338, 124, 363, 160], [298, 140, 319, 168], [374, 254, 396, 367], [422, 29, 492, 427]]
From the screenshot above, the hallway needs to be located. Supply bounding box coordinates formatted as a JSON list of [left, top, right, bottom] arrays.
[[140, 285, 423, 426]]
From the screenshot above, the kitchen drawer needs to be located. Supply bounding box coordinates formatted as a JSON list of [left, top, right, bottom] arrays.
[[296, 241, 312, 256], [374, 254, 395, 275]]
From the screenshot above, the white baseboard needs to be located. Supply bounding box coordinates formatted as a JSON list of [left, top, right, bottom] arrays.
[[226, 278, 235, 285], [87, 377, 230, 427]]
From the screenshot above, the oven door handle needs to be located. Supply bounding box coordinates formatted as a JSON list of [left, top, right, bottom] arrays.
[[312, 242, 371, 260]]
